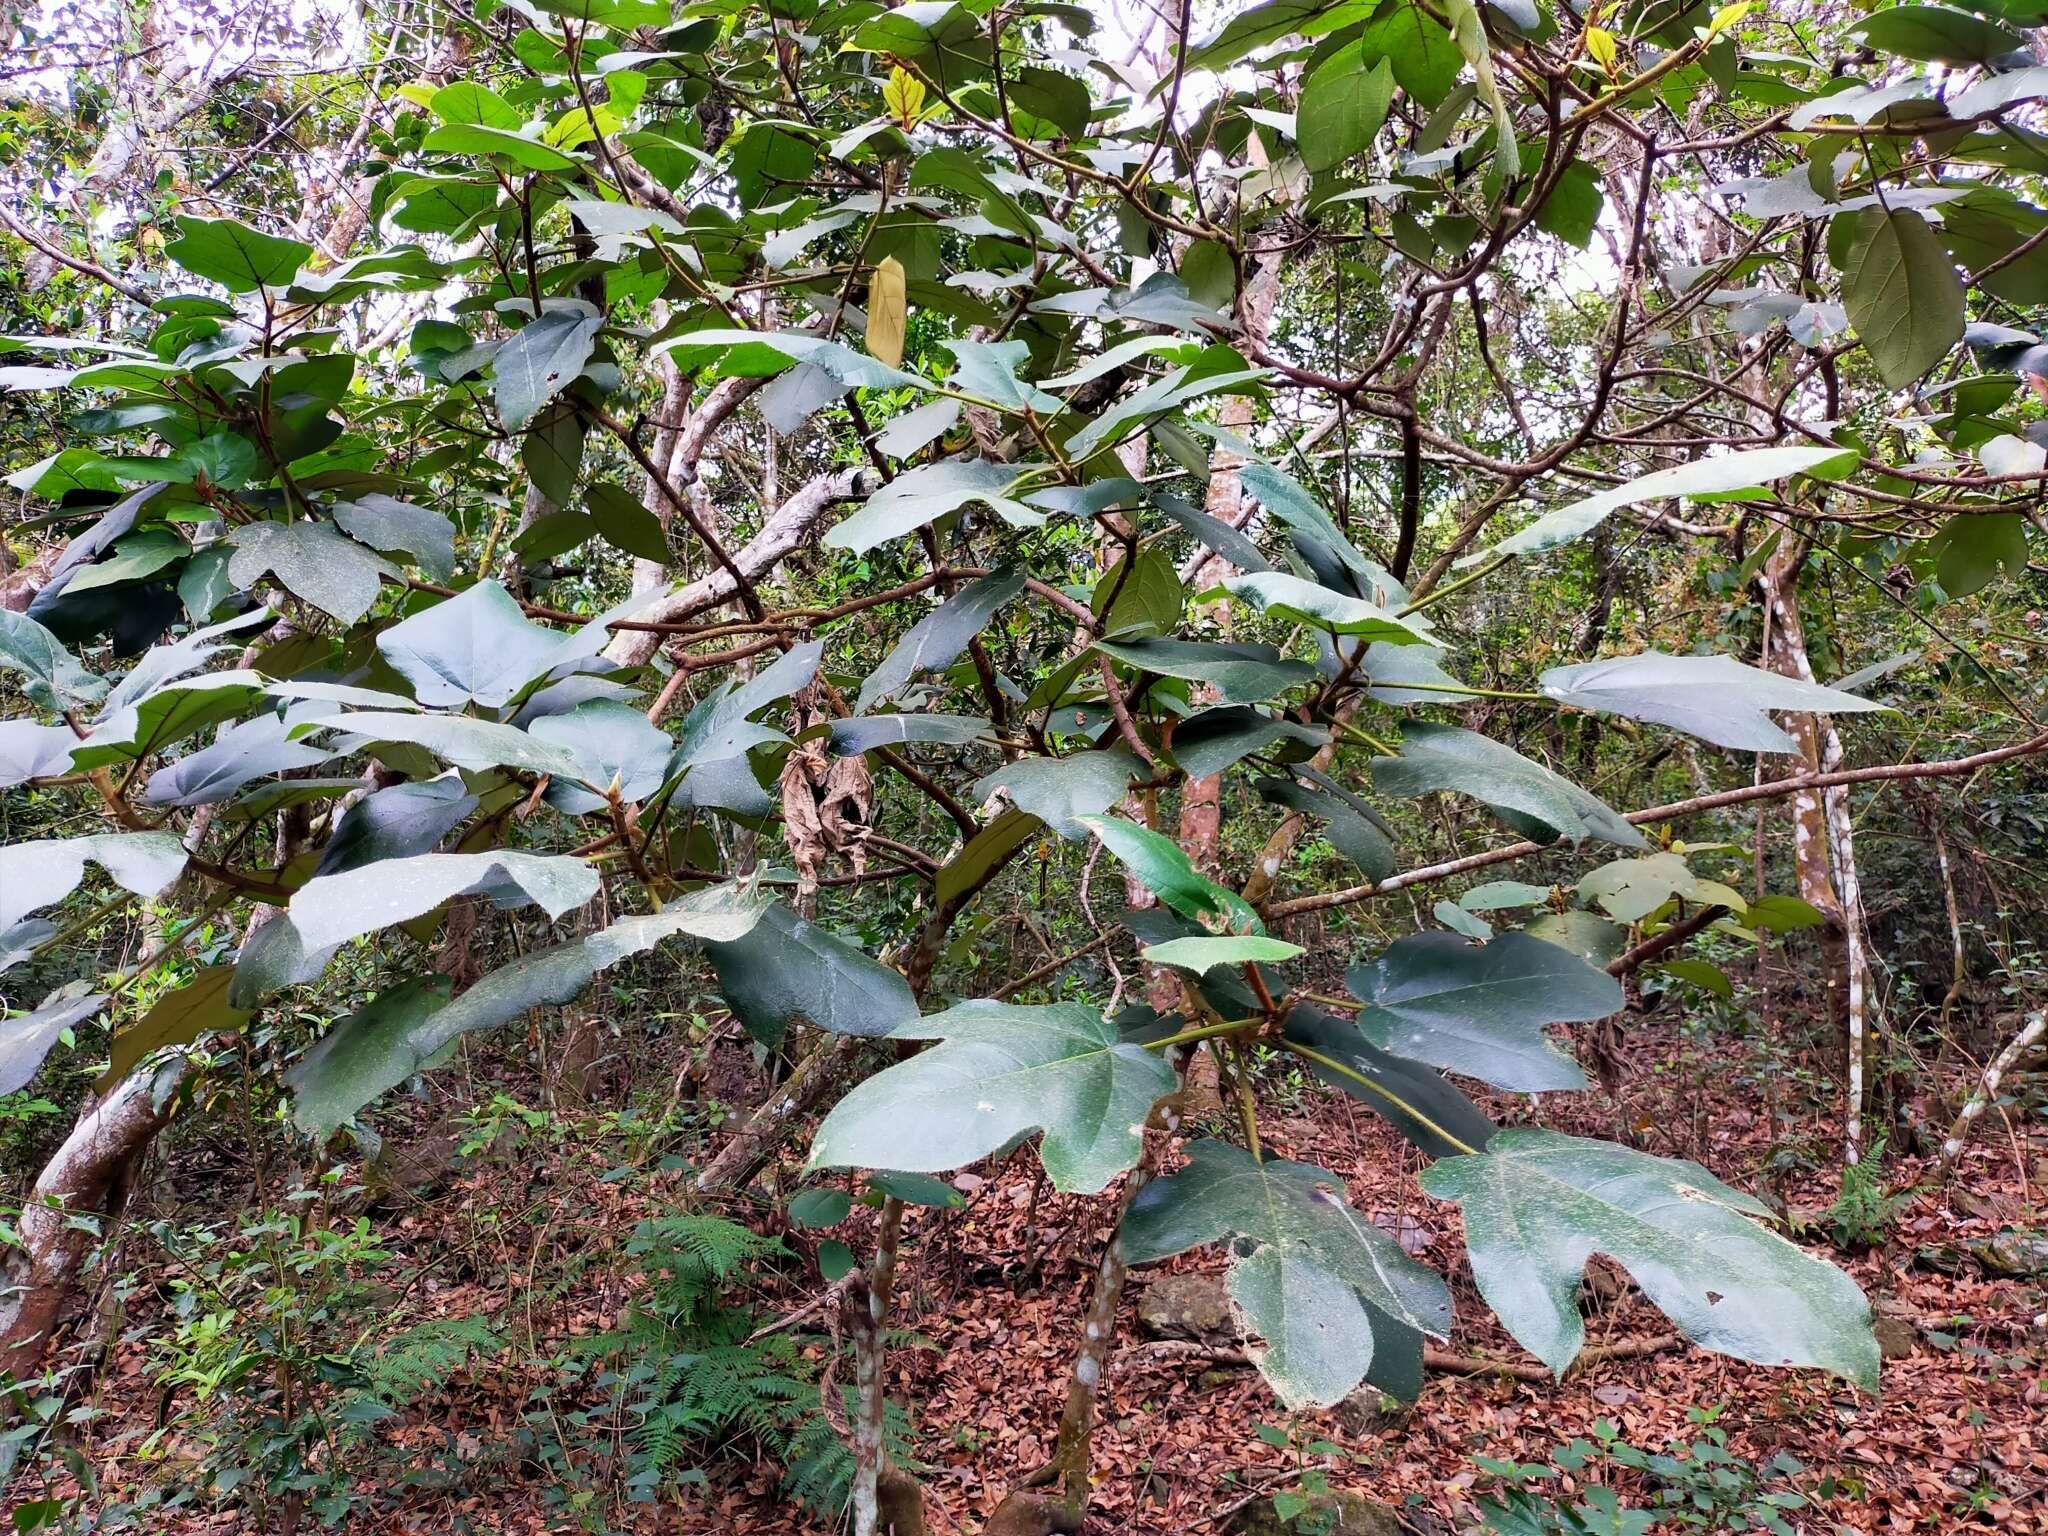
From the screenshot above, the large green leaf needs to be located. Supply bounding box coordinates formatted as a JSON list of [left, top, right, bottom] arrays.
[[140, 715, 333, 807], [301, 710, 583, 777], [73, 673, 272, 770], [1472, 446, 1854, 564], [1170, 706, 1327, 779], [1186, 0, 1374, 74], [531, 699, 675, 812], [1076, 814, 1264, 934], [282, 850, 599, 951], [1252, 770, 1395, 883], [808, 1000, 1177, 1193], [823, 459, 1047, 555], [0, 986, 110, 1095], [494, 309, 604, 431], [1371, 722, 1646, 849], [1090, 549, 1184, 640], [0, 720, 79, 788], [164, 215, 312, 292], [0, 608, 106, 710], [288, 889, 763, 1133], [1281, 1007, 1496, 1158], [375, 580, 574, 709], [1140, 935, 1303, 971], [100, 965, 249, 1088], [1840, 206, 1965, 389], [0, 831, 190, 931], [1540, 651, 1890, 753], [825, 713, 988, 754], [974, 749, 1138, 841], [1576, 852, 1748, 923], [1346, 931, 1620, 1092], [1063, 347, 1266, 458], [332, 495, 458, 582], [1932, 511, 2030, 597], [1354, 2, 1461, 107], [1094, 638, 1315, 704], [1122, 1139, 1452, 1408], [656, 328, 921, 390], [226, 522, 394, 626], [857, 565, 1023, 713], [1300, 45, 1395, 173], [419, 122, 584, 170], [1419, 1130, 1879, 1388], [1214, 571, 1435, 642], [312, 778, 477, 878], [1853, 4, 2023, 64], [1239, 464, 1380, 583], [703, 900, 919, 1047]]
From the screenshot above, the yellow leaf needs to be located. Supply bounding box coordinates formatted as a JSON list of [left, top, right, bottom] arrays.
[[883, 66, 926, 128], [866, 255, 907, 368], [1708, 1, 1752, 36], [1584, 25, 1619, 73]]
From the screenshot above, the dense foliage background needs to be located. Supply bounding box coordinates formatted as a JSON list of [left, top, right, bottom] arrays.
[[0, 0, 2043, 1532]]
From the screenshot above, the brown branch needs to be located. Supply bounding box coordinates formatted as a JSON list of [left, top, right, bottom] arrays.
[[1266, 732, 2048, 920], [1607, 904, 1729, 979]]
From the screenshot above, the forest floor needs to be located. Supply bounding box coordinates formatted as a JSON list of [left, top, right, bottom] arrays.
[[41, 1003, 2048, 1535]]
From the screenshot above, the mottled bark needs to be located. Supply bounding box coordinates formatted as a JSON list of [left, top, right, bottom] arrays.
[[0, 1057, 190, 1383]]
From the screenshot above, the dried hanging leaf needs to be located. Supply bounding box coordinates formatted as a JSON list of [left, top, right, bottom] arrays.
[[866, 255, 907, 368]]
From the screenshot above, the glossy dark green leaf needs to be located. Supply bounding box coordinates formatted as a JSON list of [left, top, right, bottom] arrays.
[[1253, 771, 1395, 884], [1346, 931, 1622, 1091], [1281, 1007, 1496, 1158], [974, 749, 1138, 841], [1371, 722, 1646, 849], [1094, 638, 1313, 704], [857, 565, 1023, 713], [1170, 706, 1327, 779], [1840, 206, 1965, 389], [1077, 814, 1264, 934], [313, 778, 478, 878], [703, 900, 918, 1047], [1091, 549, 1184, 640], [809, 1000, 1177, 1194], [1123, 1139, 1451, 1408]]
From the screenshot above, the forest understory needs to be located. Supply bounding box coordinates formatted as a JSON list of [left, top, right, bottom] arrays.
[[27, 965, 2043, 1536]]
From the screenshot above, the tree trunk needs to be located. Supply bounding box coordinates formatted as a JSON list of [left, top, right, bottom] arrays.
[[1759, 540, 1875, 1163], [0, 1056, 189, 1384]]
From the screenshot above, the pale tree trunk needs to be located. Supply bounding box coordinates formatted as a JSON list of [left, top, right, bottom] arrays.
[[0, 1057, 189, 1383], [1760, 539, 1876, 1163]]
